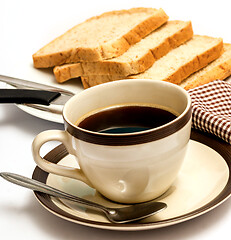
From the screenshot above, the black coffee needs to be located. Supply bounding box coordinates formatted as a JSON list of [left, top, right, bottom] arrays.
[[77, 105, 177, 134]]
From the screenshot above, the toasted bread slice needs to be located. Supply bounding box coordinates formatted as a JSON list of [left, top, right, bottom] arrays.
[[180, 43, 231, 90], [81, 35, 223, 88], [33, 8, 168, 68], [54, 20, 193, 83]]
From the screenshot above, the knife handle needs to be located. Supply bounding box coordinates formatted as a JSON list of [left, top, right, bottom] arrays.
[[0, 89, 60, 105]]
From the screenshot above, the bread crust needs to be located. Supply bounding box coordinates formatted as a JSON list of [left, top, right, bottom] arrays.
[[160, 37, 223, 84], [54, 21, 193, 82], [180, 43, 231, 90], [81, 36, 224, 88], [33, 8, 168, 68]]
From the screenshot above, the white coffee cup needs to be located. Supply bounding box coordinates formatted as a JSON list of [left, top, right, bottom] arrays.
[[32, 79, 192, 203]]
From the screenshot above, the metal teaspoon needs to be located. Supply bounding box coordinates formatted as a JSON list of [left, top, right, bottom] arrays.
[[0, 172, 167, 224]]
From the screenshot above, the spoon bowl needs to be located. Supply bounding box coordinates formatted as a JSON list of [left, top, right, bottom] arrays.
[[103, 201, 166, 223], [0, 172, 167, 223]]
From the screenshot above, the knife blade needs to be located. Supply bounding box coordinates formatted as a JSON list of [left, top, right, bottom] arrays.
[[0, 74, 74, 95]]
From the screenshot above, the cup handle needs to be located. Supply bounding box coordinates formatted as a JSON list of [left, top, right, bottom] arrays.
[[32, 130, 92, 186]]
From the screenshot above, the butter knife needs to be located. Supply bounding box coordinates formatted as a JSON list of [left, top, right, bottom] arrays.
[[0, 74, 74, 114]]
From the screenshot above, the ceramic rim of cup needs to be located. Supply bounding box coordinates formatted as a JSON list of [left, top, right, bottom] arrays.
[[63, 80, 192, 146]]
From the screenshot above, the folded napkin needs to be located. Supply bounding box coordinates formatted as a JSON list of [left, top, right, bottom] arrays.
[[188, 80, 231, 144]]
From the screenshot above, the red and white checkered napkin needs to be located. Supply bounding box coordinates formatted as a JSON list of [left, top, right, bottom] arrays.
[[188, 80, 231, 144]]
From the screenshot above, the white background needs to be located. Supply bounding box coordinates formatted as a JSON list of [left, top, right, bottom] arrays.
[[0, 0, 231, 239]]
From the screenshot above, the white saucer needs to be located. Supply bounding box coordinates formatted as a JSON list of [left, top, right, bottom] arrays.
[[14, 77, 83, 124], [32, 130, 231, 231]]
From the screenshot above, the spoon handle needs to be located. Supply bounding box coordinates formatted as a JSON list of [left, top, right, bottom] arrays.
[[0, 172, 107, 212]]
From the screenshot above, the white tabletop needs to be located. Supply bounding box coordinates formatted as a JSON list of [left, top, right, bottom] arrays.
[[1, 0, 231, 239]]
